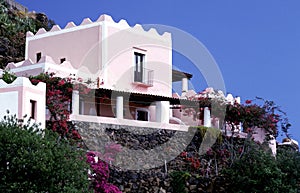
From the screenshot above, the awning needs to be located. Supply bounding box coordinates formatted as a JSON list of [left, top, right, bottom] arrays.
[[172, 69, 193, 82], [89, 88, 210, 107]]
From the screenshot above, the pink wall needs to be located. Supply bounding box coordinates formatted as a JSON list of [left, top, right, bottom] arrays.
[[27, 26, 101, 70], [26, 14, 172, 97], [0, 78, 46, 128], [104, 25, 172, 97]]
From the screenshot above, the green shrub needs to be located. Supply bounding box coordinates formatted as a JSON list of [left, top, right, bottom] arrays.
[[221, 141, 299, 193], [170, 170, 191, 193], [0, 114, 91, 193]]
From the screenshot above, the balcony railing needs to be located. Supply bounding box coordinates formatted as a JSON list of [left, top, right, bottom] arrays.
[[133, 67, 154, 87]]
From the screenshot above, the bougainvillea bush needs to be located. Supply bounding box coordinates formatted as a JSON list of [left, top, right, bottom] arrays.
[[185, 88, 291, 138], [30, 72, 75, 138], [225, 97, 290, 138], [87, 143, 122, 193]]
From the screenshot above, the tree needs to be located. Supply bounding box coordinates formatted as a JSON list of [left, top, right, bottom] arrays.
[[0, 113, 91, 193], [276, 147, 300, 192], [220, 141, 300, 193]]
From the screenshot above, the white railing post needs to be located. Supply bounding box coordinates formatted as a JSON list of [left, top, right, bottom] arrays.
[[156, 101, 170, 123], [72, 90, 79, 115], [182, 77, 188, 93], [204, 107, 211, 127], [116, 96, 124, 119]]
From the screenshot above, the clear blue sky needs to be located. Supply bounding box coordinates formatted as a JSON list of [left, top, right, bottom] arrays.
[[17, 0, 300, 141]]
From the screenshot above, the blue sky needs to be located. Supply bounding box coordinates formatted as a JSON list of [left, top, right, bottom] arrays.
[[17, 0, 300, 141]]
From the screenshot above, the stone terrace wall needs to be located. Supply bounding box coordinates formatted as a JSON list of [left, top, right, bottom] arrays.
[[73, 121, 214, 193]]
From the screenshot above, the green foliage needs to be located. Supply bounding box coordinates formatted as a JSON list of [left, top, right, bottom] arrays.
[[0, 0, 55, 68], [276, 147, 300, 192], [221, 141, 300, 193], [1, 70, 16, 83], [178, 129, 300, 192], [0, 113, 91, 193], [170, 170, 191, 193]]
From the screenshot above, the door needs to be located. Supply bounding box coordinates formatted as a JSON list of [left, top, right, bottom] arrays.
[[134, 52, 144, 82]]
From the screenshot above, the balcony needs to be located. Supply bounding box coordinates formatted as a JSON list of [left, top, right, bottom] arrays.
[[133, 67, 154, 87]]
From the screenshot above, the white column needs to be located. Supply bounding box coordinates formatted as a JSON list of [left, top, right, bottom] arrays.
[[72, 90, 79, 115], [116, 96, 123, 119], [269, 136, 277, 155], [156, 101, 170, 123], [182, 77, 188, 93], [204, 107, 211, 127], [169, 108, 173, 118]]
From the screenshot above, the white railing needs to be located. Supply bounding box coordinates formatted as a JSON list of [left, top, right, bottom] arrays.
[[133, 67, 154, 86]]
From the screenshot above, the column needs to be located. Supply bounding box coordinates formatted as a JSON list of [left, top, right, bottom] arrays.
[[269, 136, 277, 155], [203, 107, 211, 127], [72, 90, 79, 115], [156, 101, 170, 123], [116, 96, 123, 119], [182, 77, 188, 93]]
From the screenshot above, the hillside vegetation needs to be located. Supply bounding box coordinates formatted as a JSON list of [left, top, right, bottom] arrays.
[[1, 1, 300, 192], [0, 0, 54, 68]]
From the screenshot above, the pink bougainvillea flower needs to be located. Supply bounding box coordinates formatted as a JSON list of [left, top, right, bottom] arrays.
[[180, 151, 187, 157], [245, 100, 252, 104]]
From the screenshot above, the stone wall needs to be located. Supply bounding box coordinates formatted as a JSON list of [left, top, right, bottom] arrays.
[[73, 121, 214, 193]]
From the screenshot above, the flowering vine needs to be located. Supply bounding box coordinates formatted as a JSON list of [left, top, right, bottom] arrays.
[[225, 97, 290, 137], [29, 72, 93, 140], [29, 72, 121, 193], [183, 88, 290, 138], [87, 143, 122, 193]]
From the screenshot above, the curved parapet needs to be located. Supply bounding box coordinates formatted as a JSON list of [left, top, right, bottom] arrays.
[[118, 19, 130, 28], [5, 59, 34, 70], [35, 28, 47, 35], [0, 77, 45, 89], [64, 21, 77, 29], [5, 55, 77, 78], [80, 18, 93, 25], [26, 14, 171, 40], [235, 96, 241, 104], [50, 25, 61, 32], [97, 14, 114, 22], [133, 23, 144, 31], [5, 62, 17, 70], [226, 93, 234, 104], [26, 31, 34, 37], [148, 28, 160, 37], [37, 55, 56, 64]]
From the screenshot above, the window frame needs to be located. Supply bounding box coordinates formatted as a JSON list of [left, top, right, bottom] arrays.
[[135, 108, 150, 121], [36, 52, 41, 63], [30, 100, 37, 120]]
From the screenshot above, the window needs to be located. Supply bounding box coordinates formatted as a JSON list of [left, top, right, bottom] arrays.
[[30, 100, 36, 119], [134, 52, 145, 82], [36, 52, 41, 63], [136, 109, 149, 121], [60, 58, 66, 64]]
